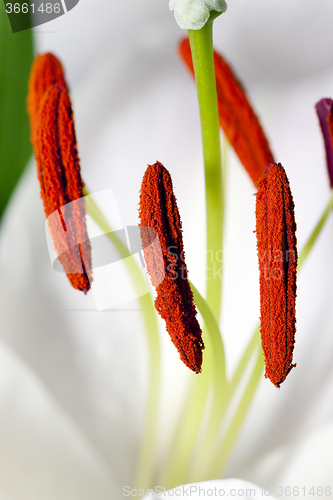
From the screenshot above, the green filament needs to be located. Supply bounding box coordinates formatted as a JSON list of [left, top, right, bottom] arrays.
[[188, 18, 223, 322], [162, 17, 226, 489], [298, 187, 333, 271]]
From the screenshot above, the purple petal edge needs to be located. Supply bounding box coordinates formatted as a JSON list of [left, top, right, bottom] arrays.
[[315, 98, 333, 187]]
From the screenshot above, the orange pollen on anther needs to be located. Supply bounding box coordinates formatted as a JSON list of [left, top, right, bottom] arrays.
[[139, 162, 204, 373], [27, 53, 92, 293], [27, 53, 68, 147], [255, 163, 297, 387], [179, 38, 274, 185]]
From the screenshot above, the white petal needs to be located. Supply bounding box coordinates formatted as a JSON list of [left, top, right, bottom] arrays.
[[241, 418, 333, 499], [0, 165, 148, 486], [0, 338, 118, 498]]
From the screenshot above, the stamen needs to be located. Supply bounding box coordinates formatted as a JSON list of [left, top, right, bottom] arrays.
[[139, 162, 204, 373], [27, 52, 92, 293], [179, 38, 274, 185], [27, 53, 68, 147], [37, 85, 92, 292], [255, 163, 297, 387]]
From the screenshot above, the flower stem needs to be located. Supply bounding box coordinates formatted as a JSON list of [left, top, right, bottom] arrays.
[[188, 17, 223, 321], [82, 187, 161, 489]]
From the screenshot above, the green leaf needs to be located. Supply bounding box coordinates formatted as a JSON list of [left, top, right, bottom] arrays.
[[0, 2, 34, 219]]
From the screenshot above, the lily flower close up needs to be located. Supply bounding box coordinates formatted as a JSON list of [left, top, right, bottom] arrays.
[[2, 1, 333, 498]]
